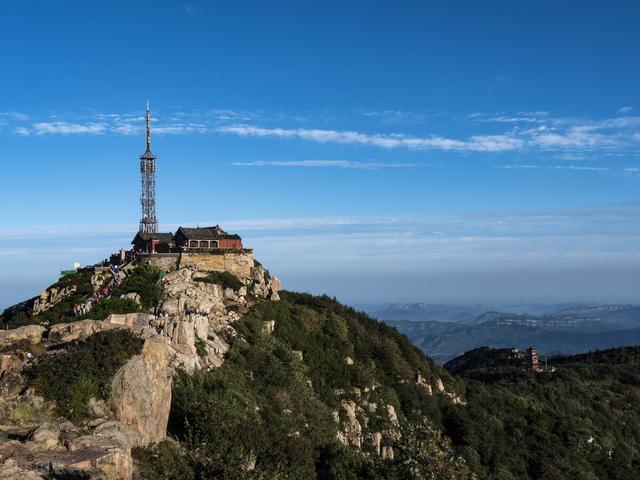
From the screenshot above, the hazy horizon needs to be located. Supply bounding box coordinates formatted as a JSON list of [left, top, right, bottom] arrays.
[[2, 205, 640, 310]]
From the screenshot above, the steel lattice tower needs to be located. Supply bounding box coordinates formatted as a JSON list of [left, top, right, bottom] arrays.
[[139, 102, 158, 234]]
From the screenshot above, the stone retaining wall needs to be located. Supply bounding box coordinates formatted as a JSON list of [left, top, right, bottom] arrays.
[[136, 254, 180, 272], [179, 251, 254, 280]]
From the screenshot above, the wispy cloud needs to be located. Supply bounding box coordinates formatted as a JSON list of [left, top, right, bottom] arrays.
[[618, 106, 634, 114], [359, 110, 428, 124], [154, 124, 208, 135], [0, 111, 30, 121], [496, 164, 611, 172], [32, 122, 108, 135], [6, 108, 640, 160], [218, 125, 524, 152], [232, 160, 418, 169], [469, 111, 549, 124], [13, 127, 31, 136]]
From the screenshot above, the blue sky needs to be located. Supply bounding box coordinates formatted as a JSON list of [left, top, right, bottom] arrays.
[[1, 0, 640, 308]]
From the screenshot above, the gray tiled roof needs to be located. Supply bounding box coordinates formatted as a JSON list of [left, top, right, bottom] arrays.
[[176, 226, 241, 240], [132, 232, 174, 244]]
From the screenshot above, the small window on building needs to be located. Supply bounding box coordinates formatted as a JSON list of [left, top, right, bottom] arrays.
[[210, 240, 219, 248], [199, 241, 209, 248], [189, 241, 199, 248]]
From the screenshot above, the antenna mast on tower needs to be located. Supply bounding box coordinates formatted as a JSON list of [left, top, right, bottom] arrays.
[[139, 101, 158, 234]]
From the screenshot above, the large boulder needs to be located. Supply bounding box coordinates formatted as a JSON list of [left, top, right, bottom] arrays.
[[172, 321, 195, 347], [0, 459, 45, 480], [119, 292, 141, 306], [62, 434, 133, 480], [0, 432, 133, 480], [0, 326, 45, 349], [30, 420, 78, 451], [93, 420, 145, 450], [270, 276, 282, 293], [47, 320, 103, 344], [0, 354, 21, 378], [103, 313, 154, 330], [109, 336, 171, 445]]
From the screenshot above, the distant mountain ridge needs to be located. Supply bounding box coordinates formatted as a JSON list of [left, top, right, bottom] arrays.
[[359, 302, 640, 362]]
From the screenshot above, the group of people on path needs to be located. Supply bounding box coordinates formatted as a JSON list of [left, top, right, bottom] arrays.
[[72, 266, 126, 317]]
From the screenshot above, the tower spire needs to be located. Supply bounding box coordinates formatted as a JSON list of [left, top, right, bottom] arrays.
[[145, 100, 151, 152], [139, 102, 158, 235]]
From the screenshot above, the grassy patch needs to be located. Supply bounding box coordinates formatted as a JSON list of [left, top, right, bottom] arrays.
[[76, 298, 140, 321], [195, 338, 207, 358], [26, 329, 143, 422], [112, 266, 162, 310], [198, 271, 244, 290], [133, 440, 196, 480], [9, 397, 51, 424]]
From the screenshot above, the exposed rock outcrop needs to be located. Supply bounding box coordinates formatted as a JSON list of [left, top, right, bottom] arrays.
[[120, 292, 141, 306], [110, 336, 172, 446], [48, 319, 104, 343], [0, 418, 134, 480], [32, 285, 76, 316], [0, 325, 45, 349]]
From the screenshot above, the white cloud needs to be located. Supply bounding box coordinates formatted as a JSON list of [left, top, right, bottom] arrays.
[[5, 108, 640, 161], [112, 124, 141, 135], [13, 127, 31, 136], [217, 125, 523, 152], [0, 111, 30, 121], [232, 160, 418, 169], [496, 164, 610, 172], [33, 122, 108, 135], [529, 127, 625, 150], [153, 124, 208, 135], [360, 110, 428, 124], [471, 112, 549, 124], [618, 106, 634, 114]]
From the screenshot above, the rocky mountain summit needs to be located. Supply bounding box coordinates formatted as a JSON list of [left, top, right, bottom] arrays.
[[0, 261, 283, 479]]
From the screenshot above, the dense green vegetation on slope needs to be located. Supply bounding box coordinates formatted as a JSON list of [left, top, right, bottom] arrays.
[[442, 346, 640, 479], [0, 265, 161, 329], [26, 329, 143, 421], [0, 270, 96, 329], [137, 292, 472, 480], [139, 294, 640, 479]]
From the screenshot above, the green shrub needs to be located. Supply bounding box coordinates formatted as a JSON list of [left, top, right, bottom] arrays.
[[133, 441, 196, 480], [77, 298, 140, 320], [112, 266, 162, 310], [198, 271, 244, 290], [194, 338, 207, 358], [26, 329, 143, 421]]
